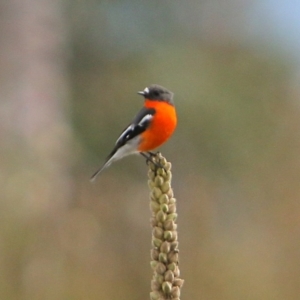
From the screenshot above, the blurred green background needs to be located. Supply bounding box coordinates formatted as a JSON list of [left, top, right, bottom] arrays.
[[1, 0, 300, 299]]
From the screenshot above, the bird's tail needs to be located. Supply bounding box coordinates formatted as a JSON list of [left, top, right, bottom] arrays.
[[90, 142, 139, 182], [90, 151, 117, 182], [90, 160, 112, 182]]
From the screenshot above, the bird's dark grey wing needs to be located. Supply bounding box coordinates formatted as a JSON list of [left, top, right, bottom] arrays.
[[115, 106, 156, 148]]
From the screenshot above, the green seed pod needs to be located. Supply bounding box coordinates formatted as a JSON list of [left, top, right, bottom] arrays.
[[163, 220, 176, 230], [151, 248, 160, 260], [169, 231, 178, 242], [154, 176, 164, 187], [150, 291, 161, 300], [150, 201, 160, 213], [171, 286, 181, 298], [148, 169, 155, 180], [150, 260, 158, 270], [167, 251, 179, 263], [155, 273, 164, 284], [166, 213, 178, 222], [164, 162, 172, 171], [173, 278, 184, 287], [156, 222, 163, 228], [173, 266, 180, 277], [152, 238, 163, 248], [151, 279, 161, 291], [152, 187, 162, 199], [159, 156, 167, 164], [164, 230, 173, 241], [158, 193, 169, 204], [150, 217, 158, 227], [160, 241, 171, 254], [164, 171, 172, 181], [160, 203, 169, 213], [148, 180, 155, 189], [156, 210, 167, 222], [169, 197, 176, 204], [167, 262, 176, 271], [164, 270, 175, 282], [153, 226, 164, 239], [167, 190, 174, 198], [158, 252, 168, 263], [161, 182, 171, 193], [168, 203, 176, 213], [162, 281, 172, 294], [170, 241, 179, 251], [158, 168, 166, 176], [155, 262, 167, 275]]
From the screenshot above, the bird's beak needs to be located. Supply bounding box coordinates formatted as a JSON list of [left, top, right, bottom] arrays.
[[137, 91, 145, 96]]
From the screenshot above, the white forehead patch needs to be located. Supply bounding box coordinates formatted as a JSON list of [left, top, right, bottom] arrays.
[[143, 87, 149, 94]]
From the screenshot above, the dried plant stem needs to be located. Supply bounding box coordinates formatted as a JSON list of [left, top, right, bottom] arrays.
[[147, 153, 184, 300]]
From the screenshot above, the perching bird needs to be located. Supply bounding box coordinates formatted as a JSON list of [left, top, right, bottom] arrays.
[[90, 84, 177, 181]]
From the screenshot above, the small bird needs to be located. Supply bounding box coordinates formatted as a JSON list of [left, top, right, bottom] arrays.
[[90, 84, 177, 181]]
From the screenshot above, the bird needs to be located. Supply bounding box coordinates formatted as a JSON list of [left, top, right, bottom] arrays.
[[90, 84, 177, 181]]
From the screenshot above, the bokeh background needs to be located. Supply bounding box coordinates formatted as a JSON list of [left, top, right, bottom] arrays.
[[1, 0, 300, 299]]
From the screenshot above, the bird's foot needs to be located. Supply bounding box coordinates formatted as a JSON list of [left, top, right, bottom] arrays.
[[140, 152, 165, 172]]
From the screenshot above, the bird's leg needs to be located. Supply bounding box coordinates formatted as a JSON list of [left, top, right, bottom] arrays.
[[146, 152, 165, 171], [147, 151, 159, 157], [140, 152, 158, 166], [140, 152, 164, 171]]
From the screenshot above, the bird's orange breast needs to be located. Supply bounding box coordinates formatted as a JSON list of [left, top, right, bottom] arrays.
[[138, 100, 177, 152]]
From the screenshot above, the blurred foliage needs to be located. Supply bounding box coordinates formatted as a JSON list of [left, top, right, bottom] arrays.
[[1, 0, 300, 299]]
